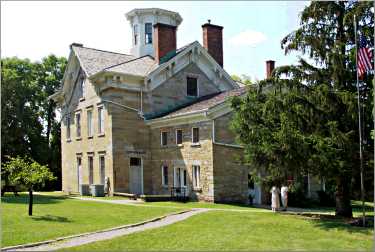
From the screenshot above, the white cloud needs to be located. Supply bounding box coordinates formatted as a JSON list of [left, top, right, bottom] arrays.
[[228, 30, 267, 47]]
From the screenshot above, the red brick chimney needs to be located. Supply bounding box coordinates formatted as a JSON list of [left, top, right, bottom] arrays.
[[266, 60, 275, 79], [202, 20, 223, 67], [153, 23, 177, 64]]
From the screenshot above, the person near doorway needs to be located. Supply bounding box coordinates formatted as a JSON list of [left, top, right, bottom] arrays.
[[281, 185, 289, 211], [270, 186, 280, 212]]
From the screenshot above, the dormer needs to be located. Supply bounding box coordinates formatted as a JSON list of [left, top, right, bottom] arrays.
[[125, 8, 183, 58]]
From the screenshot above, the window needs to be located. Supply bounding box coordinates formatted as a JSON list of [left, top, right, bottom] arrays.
[[99, 155, 105, 185], [133, 24, 138, 45], [66, 115, 71, 140], [176, 129, 182, 145], [161, 165, 168, 186], [192, 127, 199, 143], [80, 78, 85, 99], [76, 113, 81, 138], [145, 23, 152, 44], [87, 110, 93, 137], [187, 77, 198, 97], [88, 155, 94, 185], [161, 131, 168, 146], [192, 165, 200, 188], [130, 157, 141, 166], [183, 169, 187, 187], [98, 106, 104, 135]]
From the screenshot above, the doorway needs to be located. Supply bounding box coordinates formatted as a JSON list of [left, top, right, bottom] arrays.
[[129, 157, 143, 195]]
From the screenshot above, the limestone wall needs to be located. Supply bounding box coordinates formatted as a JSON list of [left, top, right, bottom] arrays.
[[150, 120, 214, 201], [149, 63, 221, 115], [61, 65, 113, 194], [212, 144, 248, 204]]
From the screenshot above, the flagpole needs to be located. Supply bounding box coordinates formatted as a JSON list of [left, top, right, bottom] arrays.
[[354, 14, 366, 227]]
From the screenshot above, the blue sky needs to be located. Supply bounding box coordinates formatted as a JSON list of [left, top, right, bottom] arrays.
[[1, 1, 309, 80]]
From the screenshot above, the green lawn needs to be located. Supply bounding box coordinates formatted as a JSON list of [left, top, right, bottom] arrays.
[[1, 193, 181, 247], [64, 210, 374, 251]]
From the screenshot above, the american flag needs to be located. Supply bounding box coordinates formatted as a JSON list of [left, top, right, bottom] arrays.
[[357, 36, 373, 78]]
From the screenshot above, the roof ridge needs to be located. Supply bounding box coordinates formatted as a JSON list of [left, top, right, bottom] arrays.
[[103, 55, 155, 71], [73, 45, 134, 57]]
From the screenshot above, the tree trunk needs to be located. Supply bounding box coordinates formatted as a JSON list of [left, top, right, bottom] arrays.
[[335, 176, 353, 218], [28, 189, 33, 216]]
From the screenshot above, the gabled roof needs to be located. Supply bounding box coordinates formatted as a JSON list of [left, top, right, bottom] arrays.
[[150, 86, 247, 120], [72, 45, 136, 76]]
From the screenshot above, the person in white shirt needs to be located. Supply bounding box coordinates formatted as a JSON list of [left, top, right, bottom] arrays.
[[270, 186, 280, 212], [281, 185, 289, 211]]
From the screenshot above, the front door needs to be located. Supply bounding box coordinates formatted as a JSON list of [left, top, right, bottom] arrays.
[[174, 168, 187, 187], [173, 167, 187, 197], [129, 157, 143, 195]]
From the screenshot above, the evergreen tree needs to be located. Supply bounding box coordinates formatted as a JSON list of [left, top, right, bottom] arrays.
[[231, 1, 373, 217]]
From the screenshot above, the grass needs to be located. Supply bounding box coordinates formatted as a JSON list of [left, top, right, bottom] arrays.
[[1, 193, 181, 247], [64, 210, 374, 251]]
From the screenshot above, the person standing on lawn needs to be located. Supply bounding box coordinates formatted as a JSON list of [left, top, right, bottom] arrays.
[[281, 185, 289, 211], [270, 186, 280, 212]]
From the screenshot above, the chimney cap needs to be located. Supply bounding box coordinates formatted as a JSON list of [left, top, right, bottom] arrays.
[[70, 43, 83, 49], [153, 23, 177, 29], [202, 22, 223, 29]]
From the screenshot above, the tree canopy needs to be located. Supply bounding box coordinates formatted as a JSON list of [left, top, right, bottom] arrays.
[[231, 1, 373, 217], [1, 55, 67, 190]]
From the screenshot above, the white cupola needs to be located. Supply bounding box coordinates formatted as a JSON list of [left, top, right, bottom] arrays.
[[125, 8, 183, 58]]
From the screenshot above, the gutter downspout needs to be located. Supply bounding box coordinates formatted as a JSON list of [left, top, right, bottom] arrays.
[[101, 99, 145, 119]]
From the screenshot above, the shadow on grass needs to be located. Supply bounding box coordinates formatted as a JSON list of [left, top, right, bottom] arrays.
[[310, 216, 373, 235], [31, 214, 71, 223], [1, 193, 68, 205]]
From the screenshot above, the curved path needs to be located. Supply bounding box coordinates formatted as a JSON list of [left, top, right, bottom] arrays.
[[4, 209, 209, 251]]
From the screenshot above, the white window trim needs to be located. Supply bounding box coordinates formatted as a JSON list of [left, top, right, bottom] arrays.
[[145, 23, 153, 44], [97, 105, 105, 136], [75, 112, 82, 139], [87, 109, 93, 138], [175, 129, 183, 145], [191, 127, 200, 144], [99, 154, 106, 185], [161, 165, 168, 187], [160, 131, 168, 146], [185, 73, 200, 98], [88, 154, 94, 185], [79, 78, 86, 101], [192, 165, 201, 189]]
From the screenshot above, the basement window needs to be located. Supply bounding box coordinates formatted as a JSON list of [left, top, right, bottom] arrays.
[[145, 23, 153, 44], [187, 77, 198, 97]]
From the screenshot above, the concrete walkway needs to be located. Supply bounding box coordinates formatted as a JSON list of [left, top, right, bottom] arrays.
[[4, 209, 209, 251], [69, 196, 271, 213]]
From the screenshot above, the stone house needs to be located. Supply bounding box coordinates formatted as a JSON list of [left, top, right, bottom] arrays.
[[52, 8, 321, 204]]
